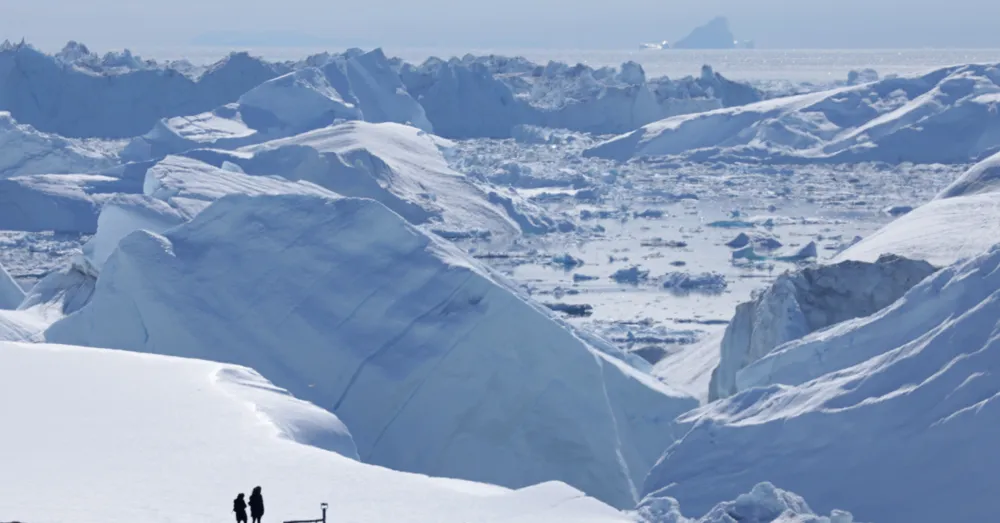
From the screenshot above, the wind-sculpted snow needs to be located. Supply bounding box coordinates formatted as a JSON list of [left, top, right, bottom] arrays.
[[0, 42, 286, 138], [645, 245, 1000, 522], [47, 193, 697, 509], [0, 260, 23, 309], [400, 58, 760, 138], [709, 254, 935, 400], [636, 482, 857, 523], [0, 112, 118, 176], [0, 341, 634, 523], [588, 63, 1000, 164]]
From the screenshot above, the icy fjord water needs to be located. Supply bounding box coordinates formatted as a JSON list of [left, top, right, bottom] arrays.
[[131, 46, 1000, 82]]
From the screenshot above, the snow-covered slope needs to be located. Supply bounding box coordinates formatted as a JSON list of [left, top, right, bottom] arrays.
[[47, 193, 696, 509], [0, 260, 24, 309], [835, 191, 1000, 267], [400, 58, 759, 138], [187, 121, 534, 237], [0, 42, 285, 138], [588, 63, 1000, 164], [937, 149, 1000, 198], [0, 341, 632, 523], [644, 244, 1000, 522], [0, 112, 118, 176], [709, 254, 936, 400]]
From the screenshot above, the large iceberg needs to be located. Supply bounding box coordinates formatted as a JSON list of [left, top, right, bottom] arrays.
[[47, 193, 697, 509], [0, 112, 118, 177], [644, 244, 1000, 522], [709, 254, 936, 400], [587, 63, 1000, 164], [637, 482, 857, 523], [673, 17, 737, 50], [0, 341, 632, 523], [0, 42, 285, 138]]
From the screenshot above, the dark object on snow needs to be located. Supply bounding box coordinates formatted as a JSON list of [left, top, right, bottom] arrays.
[[234, 493, 248, 523], [249, 486, 265, 523]]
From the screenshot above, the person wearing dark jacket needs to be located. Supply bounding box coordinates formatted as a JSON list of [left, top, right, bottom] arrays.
[[233, 493, 248, 523], [249, 486, 265, 523]]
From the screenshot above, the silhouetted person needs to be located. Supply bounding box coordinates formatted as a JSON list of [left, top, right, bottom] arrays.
[[233, 493, 248, 523], [249, 486, 265, 523]]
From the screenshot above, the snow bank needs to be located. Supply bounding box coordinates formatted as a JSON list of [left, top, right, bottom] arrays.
[[937, 149, 1000, 198], [47, 194, 697, 509], [401, 57, 759, 138], [645, 245, 1000, 522], [709, 254, 935, 400], [637, 482, 857, 523], [835, 191, 1000, 267], [0, 341, 631, 523], [0, 112, 117, 176], [587, 63, 1000, 164], [0, 260, 24, 309], [0, 43, 284, 138]]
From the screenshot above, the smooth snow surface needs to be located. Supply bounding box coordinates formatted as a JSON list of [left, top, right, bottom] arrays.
[[0, 260, 24, 309], [0, 342, 633, 523], [835, 191, 1000, 267], [47, 194, 697, 509], [588, 63, 1000, 164], [645, 245, 1000, 522], [709, 254, 935, 399]]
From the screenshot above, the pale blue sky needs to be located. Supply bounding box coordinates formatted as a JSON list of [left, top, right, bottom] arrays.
[[2, 0, 998, 51]]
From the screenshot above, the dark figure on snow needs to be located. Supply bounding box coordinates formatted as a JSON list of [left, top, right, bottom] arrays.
[[249, 486, 265, 523], [233, 493, 248, 523]]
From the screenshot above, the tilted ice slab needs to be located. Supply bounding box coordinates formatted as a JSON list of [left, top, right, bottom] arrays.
[[0, 341, 631, 523], [47, 194, 697, 509], [0, 112, 118, 177], [0, 173, 140, 233], [587, 63, 1000, 164], [645, 245, 1000, 522], [709, 255, 936, 400], [81, 155, 335, 272], [186, 121, 529, 237], [0, 260, 24, 309]]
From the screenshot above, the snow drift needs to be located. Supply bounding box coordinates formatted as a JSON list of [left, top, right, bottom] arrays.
[[587, 63, 1000, 164], [0, 341, 632, 523], [709, 254, 936, 400], [47, 193, 697, 509], [645, 244, 1000, 522]]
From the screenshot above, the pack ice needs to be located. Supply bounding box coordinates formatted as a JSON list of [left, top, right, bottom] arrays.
[[46, 193, 697, 509], [0, 111, 117, 177], [645, 244, 1000, 522], [0, 341, 636, 523], [587, 63, 1000, 164]]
